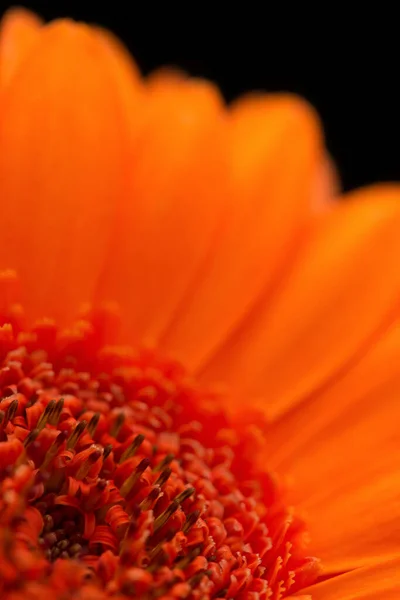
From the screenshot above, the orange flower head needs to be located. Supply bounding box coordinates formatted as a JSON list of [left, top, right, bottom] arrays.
[[0, 7, 400, 600]]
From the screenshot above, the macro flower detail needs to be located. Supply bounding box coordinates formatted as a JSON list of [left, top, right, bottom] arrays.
[[0, 304, 319, 599], [1, 6, 400, 600]]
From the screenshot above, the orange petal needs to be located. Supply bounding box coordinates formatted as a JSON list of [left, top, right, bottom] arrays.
[[263, 322, 400, 571], [92, 25, 143, 136], [96, 75, 228, 345], [265, 320, 400, 471], [0, 7, 43, 87], [159, 94, 324, 369], [202, 185, 400, 420], [301, 558, 400, 599], [0, 19, 142, 325], [305, 472, 400, 573]]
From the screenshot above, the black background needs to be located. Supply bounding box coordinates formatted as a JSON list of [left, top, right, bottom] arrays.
[[1, 2, 398, 193]]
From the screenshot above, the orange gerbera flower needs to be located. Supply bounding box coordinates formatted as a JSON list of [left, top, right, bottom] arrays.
[[0, 7, 399, 600]]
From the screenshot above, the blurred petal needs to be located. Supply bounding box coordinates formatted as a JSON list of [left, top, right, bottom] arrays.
[[160, 94, 325, 369], [202, 185, 400, 419], [96, 75, 228, 345], [0, 19, 142, 324], [92, 25, 143, 135], [0, 7, 43, 87], [264, 321, 400, 571], [265, 320, 400, 469], [301, 558, 400, 599]]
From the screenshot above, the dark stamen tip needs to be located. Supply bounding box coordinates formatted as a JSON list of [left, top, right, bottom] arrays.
[[24, 428, 40, 447], [6, 399, 19, 421], [89, 449, 103, 463], [136, 457, 151, 474], [183, 510, 201, 534], [103, 444, 113, 460], [155, 467, 172, 488], [87, 412, 100, 435], [175, 487, 195, 505], [119, 433, 145, 464], [153, 453, 174, 473]]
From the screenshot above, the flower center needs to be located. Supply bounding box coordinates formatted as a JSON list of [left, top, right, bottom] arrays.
[[0, 312, 320, 599]]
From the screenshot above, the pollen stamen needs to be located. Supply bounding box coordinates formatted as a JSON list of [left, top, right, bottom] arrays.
[[182, 510, 201, 534], [110, 412, 125, 438], [154, 466, 172, 488], [119, 433, 145, 463], [152, 453, 174, 473], [75, 447, 103, 480], [119, 457, 151, 498], [153, 487, 195, 533], [47, 398, 64, 426], [87, 412, 100, 436], [36, 399, 56, 430], [66, 420, 87, 449], [39, 431, 67, 470], [23, 427, 40, 447], [139, 486, 161, 511], [4, 398, 18, 426], [103, 443, 113, 460]]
